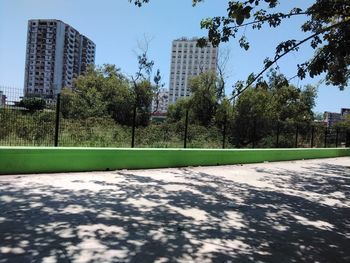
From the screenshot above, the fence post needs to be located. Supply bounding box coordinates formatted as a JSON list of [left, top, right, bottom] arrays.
[[335, 128, 339, 148], [222, 114, 227, 149], [295, 124, 299, 148], [131, 103, 136, 148], [54, 93, 61, 147], [324, 127, 328, 148], [276, 121, 280, 148], [184, 108, 189, 148], [311, 126, 314, 148], [346, 131, 350, 147], [252, 118, 256, 148]]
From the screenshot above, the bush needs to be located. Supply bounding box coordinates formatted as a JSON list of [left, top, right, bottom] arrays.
[[17, 97, 46, 113]]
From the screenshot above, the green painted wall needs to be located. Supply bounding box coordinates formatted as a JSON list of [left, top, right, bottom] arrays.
[[0, 147, 349, 174]]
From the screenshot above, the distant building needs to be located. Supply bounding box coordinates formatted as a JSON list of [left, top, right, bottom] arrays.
[[152, 88, 169, 115], [324, 111, 342, 127], [341, 108, 350, 117], [0, 90, 6, 106], [168, 37, 218, 104], [324, 108, 350, 127], [24, 19, 96, 98]]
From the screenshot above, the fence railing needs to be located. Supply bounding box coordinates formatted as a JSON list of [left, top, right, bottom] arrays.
[[1, 88, 349, 148]]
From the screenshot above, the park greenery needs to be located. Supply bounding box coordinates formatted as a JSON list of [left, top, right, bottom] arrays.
[[1, 63, 348, 148]]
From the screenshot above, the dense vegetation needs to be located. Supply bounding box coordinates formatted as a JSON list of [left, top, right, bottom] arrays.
[[1, 65, 348, 148]]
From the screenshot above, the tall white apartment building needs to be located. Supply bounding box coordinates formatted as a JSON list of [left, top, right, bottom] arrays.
[[168, 37, 218, 103], [24, 19, 96, 98]]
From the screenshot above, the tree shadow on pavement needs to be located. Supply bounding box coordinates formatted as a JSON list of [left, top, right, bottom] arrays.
[[0, 159, 349, 262]]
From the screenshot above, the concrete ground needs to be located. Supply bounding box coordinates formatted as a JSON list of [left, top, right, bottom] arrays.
[[0, 157, 349, 263]]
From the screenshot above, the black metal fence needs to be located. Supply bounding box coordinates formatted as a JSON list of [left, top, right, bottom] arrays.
[[1, 87, 349, 148]]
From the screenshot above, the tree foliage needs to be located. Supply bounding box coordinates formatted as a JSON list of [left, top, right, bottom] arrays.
[[130, 0, 350, 90], [168, 70, 317, 147], [167, 71, 222, 126], [167, 98, 190, 123], [188, 71, 219, 126], [334, 114, 350, 131], [130, 39, 162, 126], [61, 64, 156, 126], [232, 70, 317, 146], [17, 97, 46, 113]]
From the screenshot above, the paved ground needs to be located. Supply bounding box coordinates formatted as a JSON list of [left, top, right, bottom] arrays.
[[0, 157, 350, 263]]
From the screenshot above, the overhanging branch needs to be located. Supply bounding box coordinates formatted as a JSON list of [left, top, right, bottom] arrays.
[[231, 18, 350, 100], [227, 12, 309, 31]]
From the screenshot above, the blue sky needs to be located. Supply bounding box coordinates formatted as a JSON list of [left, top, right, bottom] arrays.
[[0, 0, 349, 113]]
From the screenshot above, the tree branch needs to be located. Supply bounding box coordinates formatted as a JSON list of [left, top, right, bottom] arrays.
[[227, 12, 309, 31], [231, 18, 350, 100]]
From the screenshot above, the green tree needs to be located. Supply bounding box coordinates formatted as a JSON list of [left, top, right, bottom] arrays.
[[167, 72, 231, 127], [167, 98, 190, 123], [233, 87, 273, 147], [17, 97, 46, 113], [130, 40, 162, 127], [215, 97, 233, 127], [334, 115, 350, 131], [232, 71, 317, 147], [134, 80, 155, 126], [266, 71, 317, 123], [188, 71, 219, 126], [60, 65, 136, 125], [100, 65, 134, 125], [61, 65, 124, 120], [61, 54, 159, 127]]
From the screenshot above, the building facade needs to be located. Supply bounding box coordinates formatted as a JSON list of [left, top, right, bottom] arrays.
[[324, 108, 350, 127], [151, 88, 169, 115], [24, 19, 95, 98], [341, 108, 350, 117], [324, 111, 342, 127], [168, 37, 218, 104], [0, 90, 6, 106]]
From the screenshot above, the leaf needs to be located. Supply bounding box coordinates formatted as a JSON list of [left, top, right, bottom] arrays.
[[236, 15, 245, 25]]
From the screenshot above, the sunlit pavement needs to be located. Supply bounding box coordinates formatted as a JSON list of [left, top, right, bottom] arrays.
[[0, 157, 349, 263]]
